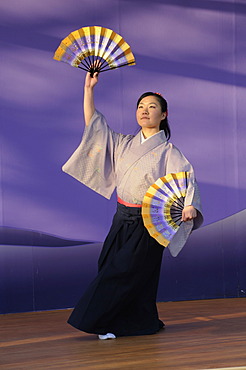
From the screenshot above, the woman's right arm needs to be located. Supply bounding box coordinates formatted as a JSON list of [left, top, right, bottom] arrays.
[[83, 71, 99, 126]]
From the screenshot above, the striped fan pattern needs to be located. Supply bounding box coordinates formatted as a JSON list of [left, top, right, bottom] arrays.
[[142, 172, 189, 247], [53, 26, 136, 76]]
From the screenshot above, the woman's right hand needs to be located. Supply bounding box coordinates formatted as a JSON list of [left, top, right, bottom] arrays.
[[84, 70, 99, 89]]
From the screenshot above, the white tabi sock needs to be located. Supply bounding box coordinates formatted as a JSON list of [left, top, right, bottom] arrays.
[[98, 333, 116, 340]]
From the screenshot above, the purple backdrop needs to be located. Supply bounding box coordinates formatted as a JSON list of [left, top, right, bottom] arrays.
[[0, 0, 245, 313]]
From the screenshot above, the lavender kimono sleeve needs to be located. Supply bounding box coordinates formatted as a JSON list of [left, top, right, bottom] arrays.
[[165, 143, 203, 229], [62, 110, 121, 199], [164, 144, 203, 256]]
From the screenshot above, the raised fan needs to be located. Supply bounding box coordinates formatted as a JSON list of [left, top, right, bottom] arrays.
[[142, 172, 190, 247], [53, 26, 136, 76]]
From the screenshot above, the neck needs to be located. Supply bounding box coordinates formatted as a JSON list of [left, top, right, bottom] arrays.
[[141, 127, 160, 138]]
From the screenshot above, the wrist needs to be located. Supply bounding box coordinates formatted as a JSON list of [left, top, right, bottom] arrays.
[[84, 85, 94, 91]]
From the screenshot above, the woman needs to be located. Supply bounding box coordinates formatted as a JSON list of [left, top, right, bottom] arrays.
[[62, 72, 203, 339]]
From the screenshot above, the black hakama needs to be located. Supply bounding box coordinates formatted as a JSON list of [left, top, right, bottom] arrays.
[[67, 203, 164, 337]]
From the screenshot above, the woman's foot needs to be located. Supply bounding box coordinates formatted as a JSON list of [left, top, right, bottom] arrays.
[[98, 333, 116, 340]]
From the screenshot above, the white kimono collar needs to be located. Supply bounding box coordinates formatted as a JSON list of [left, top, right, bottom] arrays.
[[140, 130, 163, 144]]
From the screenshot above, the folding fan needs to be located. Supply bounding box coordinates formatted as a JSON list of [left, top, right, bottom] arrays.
[[142, 172, 189, 247], [53, 26, 136, 76]]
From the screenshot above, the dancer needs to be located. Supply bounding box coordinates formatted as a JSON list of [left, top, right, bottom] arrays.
[[62, 71, 203, 339]]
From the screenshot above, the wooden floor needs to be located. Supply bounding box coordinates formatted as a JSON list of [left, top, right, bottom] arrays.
[[1, 298, 246, 370]]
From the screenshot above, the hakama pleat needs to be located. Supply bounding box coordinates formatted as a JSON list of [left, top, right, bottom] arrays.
[[67, 203, 164, 337]]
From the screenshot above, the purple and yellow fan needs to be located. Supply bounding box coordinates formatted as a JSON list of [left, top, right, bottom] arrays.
[[53, 26, 136, 76], [142, 172, 189, 247]]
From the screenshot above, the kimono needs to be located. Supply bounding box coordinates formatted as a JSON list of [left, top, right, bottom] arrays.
[[62, 110, 203, 337]]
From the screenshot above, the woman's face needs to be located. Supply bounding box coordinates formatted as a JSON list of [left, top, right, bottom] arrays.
[[136, 96, 166, 130]]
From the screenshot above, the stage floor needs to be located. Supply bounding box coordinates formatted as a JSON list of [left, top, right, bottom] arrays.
[[1, 298, 246, 369]]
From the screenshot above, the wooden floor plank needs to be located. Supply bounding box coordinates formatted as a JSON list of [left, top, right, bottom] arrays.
[[0, 298, 246, 369]]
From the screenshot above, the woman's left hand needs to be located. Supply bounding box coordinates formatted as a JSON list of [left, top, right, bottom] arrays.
[[182, 205, 197, 222]]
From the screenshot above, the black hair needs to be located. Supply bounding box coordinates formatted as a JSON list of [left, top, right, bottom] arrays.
[[136, 92, 171, 140]]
